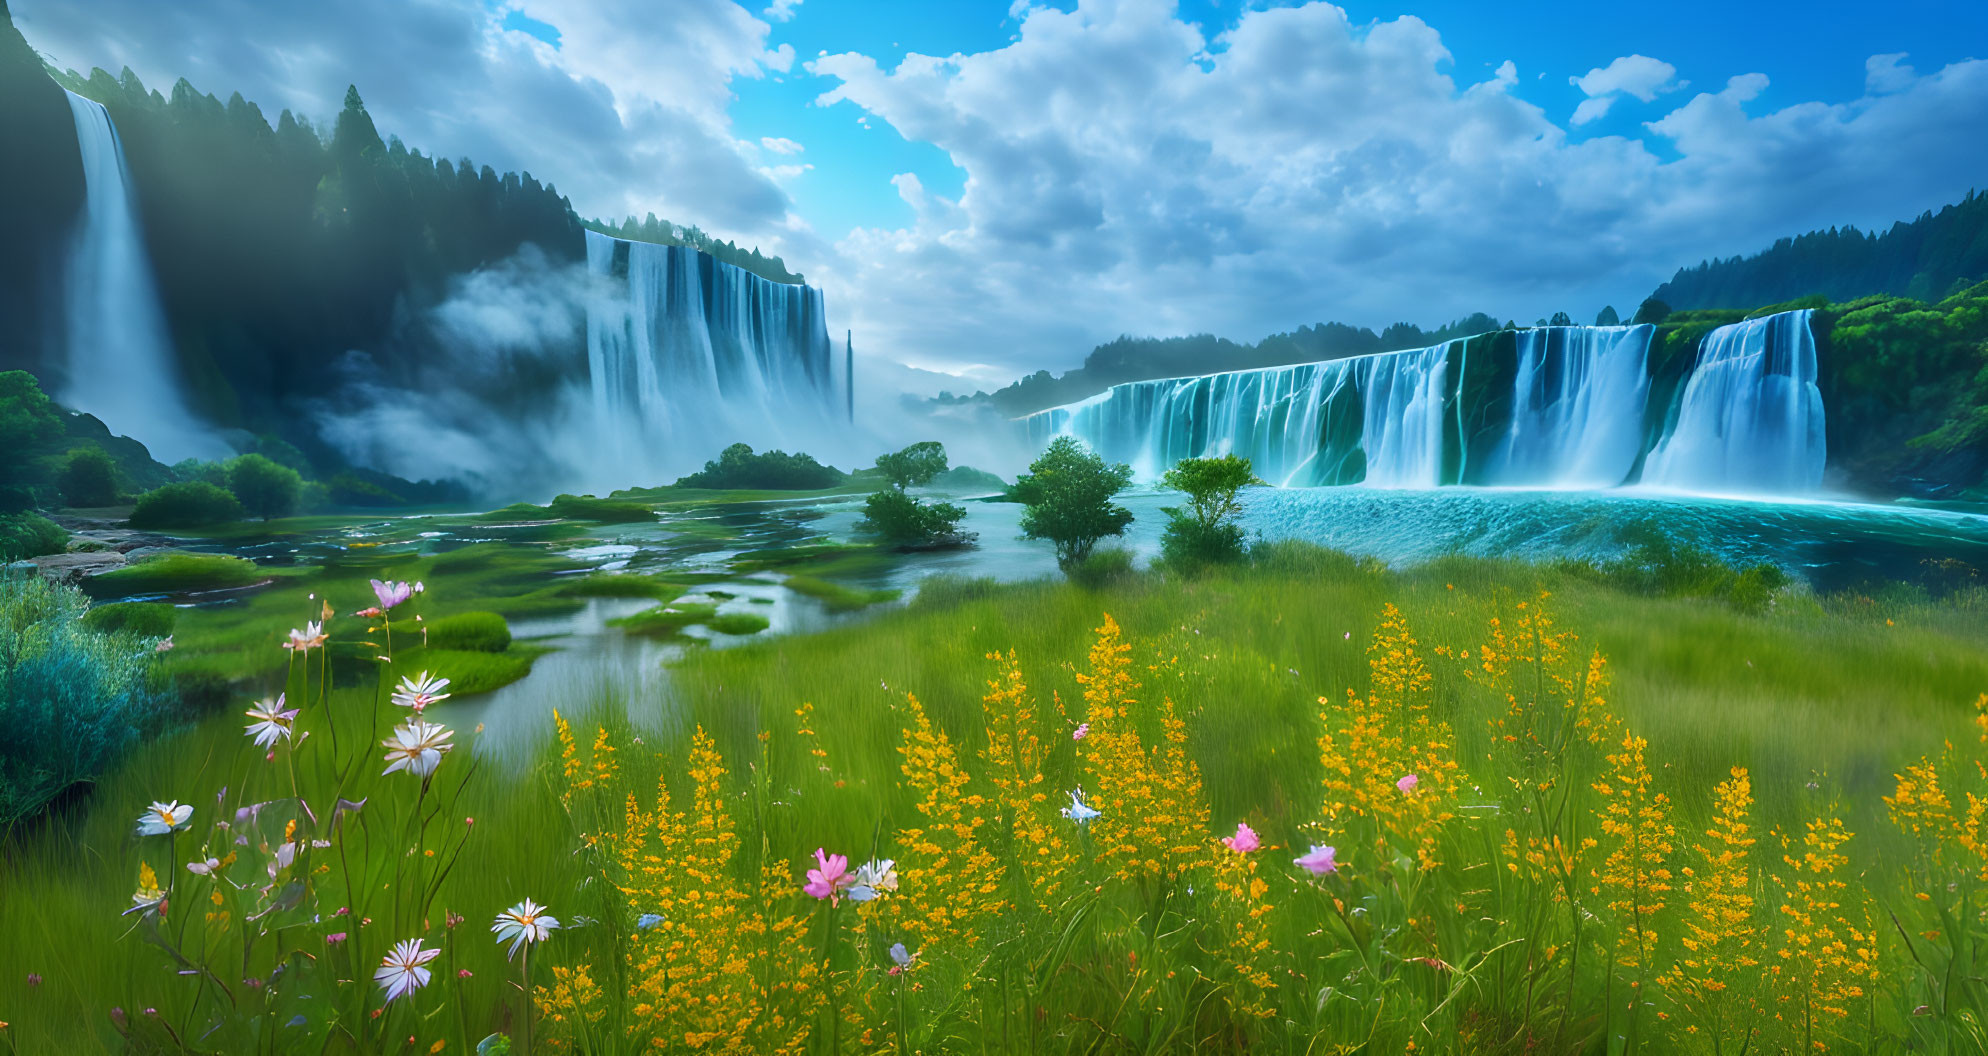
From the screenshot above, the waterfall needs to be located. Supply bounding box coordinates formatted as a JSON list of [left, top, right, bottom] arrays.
[[61, 91, 223, 463], [1026, 311, 1826, 494], [583, 230, 836, 481], [1028, 340, 1454, 488], [1642, 309, 1825, 494], [1486, 325, 1652, 489]]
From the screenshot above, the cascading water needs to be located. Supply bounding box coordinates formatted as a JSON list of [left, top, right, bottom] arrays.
[[1642, 309, 1826, 493], [61, 91, 222, 462], [1486, 325, 1651, 489], [583, 229, 836, 480], [1027, 312, 1826, 495]]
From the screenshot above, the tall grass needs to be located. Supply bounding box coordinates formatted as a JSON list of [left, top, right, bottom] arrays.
[[3, 544, 1987, 1052]]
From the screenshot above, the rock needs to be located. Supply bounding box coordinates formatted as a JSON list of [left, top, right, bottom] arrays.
[[20, 549, 127, 586]]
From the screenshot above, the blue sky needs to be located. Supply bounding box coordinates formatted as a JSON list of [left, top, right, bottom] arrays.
[[15, 0, 1988, 387]]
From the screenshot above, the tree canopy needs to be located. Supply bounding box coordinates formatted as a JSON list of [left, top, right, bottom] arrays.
[[1012, 437, 1135, 568]]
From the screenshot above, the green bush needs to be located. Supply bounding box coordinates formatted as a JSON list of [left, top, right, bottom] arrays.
[[226, 453, 304, 521], [0, 371, 60, 487], [129, 481, 245, 528], [58, 446, 119, 507], [0, 512, 67, 561], [1559, 524, 1794, 614], [1159, 516, 1248, 570], [81, 601, 177, 638], [547, 494, 655, 523], [0, 573, 168, 824], [424, 611, 512, 652], [86, 553, 264, 597], [707, 610, 770, 635], [1158, 453, 1262, 570], [673, 442, 845, 490], [856, 488, 972, 548], [1066, 546, 1136, 589]]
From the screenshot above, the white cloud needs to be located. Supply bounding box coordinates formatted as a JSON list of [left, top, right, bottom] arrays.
[[806, 0, 1988, 381], [13, 0, 808, 247], [763, 0, 802, 22], [1866, 52, 1916, 93], [1569, 53, 1681, 125], [760, 135, 805, 154]]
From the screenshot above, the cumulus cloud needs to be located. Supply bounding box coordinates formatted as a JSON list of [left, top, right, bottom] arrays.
[[1569, 54, 1682, 125], [12, 0, 808, 246], [804, 0, 1988, 382], [763, 0, 802, 22], [760, 135, 805, 154], [1866, 52, 1916, 93]]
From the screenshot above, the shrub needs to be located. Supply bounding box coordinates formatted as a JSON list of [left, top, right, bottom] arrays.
[[129, 481, 245, 528], [1012, 436, 1135, 568], [1158, 453, 1262, 570], [0, 573, 167, 824], [425, 610, 512, 652], [0, 512, 67, 561], [58, 446, 119, 507], [547, 494, 655, 523], [81, 601, 177, 638], [0, 370, 60, 486], [1066, 546, 1136, 588], [226, 453, 304, 521], [85, 553, 264, 597], [674, 442, 846, 490], [910, 573, 1001, 608], [856, 488, 972, 548]]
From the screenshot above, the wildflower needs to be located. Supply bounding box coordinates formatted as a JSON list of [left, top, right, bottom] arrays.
[[354, 606, 384, 619], [327, 932, 347, 945], [888, 943, 915, 975], [374, 939, 440, 1002], [848, 859, 899, 902], [1223, 822, 1261, 853], [458, 969, 473, 979], [125, 862, 163, 916], [391, 672, 452, 713], [381, 721, 454, 778], [803, 848, 853, 902], [492, 899, 560, 959], [370, 579, 415, 611], [155, 635, 174, 653], [1060, 788, 1101, 825], [283, 621, 327, 653], [244, 695, 299, 748], [186, 857, 221, 876], [136, 801, 193, 836], [1397, 773, 1419, 794], [26, 974, 41, 988], [636, 913, 665, 930], [1294, 844, 1339, 876], [1072, 722, 1089, 741]]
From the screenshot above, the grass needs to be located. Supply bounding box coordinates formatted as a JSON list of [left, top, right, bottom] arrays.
[[546, 494, 656, 523], [83, 553, 270, 597], [555, 574, 682, 599], [782, 573, 901, 612], [607, 600, 720, 637], [8, 542, 1988, 1052], [706, 610, 770, 635]]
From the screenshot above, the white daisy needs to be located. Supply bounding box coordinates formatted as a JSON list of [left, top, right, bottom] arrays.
[[380, 721, 454, 778], [491, 898, 560, 960], [390, 671, 452, 713], [244, 695, 299, 748], [136, 800, 194, 836], [848, 858, 899, 902], [374, 938, 440, 1002]]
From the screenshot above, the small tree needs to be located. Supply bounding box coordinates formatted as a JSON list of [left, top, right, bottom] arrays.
[[1012, 436, 1134, 568], [875, 441, 949, 491], [0, 371, 60, 486], [58, 447, 119, 507], [226, 453, 303, 521], [859, 442, 974, 548], [1158, 453, 1262, 569]]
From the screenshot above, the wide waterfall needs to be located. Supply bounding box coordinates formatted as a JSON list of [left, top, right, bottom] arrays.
[[1028, 313, 1826, 495], [60, 91, 222, 463], [583, 229, 836, 478], [1642, 309, 1826, 493]]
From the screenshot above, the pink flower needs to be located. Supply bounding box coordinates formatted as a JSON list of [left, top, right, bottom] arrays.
[[1294, 844, 1338, 876], [1072, 723, 1089, 741], [370, 580, 414, 611], [1396, 773, 1419, 795], [1222, 822, 1260, 854], [803, 848, 852, 902], [326, 932, 347, 945], [154, 635, 174, 653], [354, 607, 384, 619]]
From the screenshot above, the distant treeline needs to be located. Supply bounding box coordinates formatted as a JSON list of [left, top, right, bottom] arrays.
[[1652, 189, 1988, 310], [961, 314, 1505, 417]]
